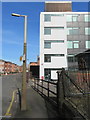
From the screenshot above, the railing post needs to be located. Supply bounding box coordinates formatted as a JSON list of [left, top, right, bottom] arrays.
[[57, 69, 65, 113], [37, 79, 38, 91], [34, 78, 35, 88], [47, 81, 49, 98], [17, 88, 21, 109], [34, 78, 36, 89], [42, 79, 43, 94], [57, 72, 59, 107]]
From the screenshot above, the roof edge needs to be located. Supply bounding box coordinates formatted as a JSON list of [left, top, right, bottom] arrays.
[[45, 1, 72, 3]]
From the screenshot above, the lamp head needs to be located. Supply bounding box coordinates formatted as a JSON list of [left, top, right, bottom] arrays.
[[11, 13, 21, 17]]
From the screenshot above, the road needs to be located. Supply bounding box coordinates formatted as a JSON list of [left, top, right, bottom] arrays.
[[2, 73, 22, 116]]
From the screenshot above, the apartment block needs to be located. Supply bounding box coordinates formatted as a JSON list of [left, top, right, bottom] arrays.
[[0, 59, 23, 74], [40, 1, 90, 80], [0, 60, 5, 73]]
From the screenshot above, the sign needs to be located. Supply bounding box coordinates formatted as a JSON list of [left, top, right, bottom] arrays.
[[20, 54, 25, 61], [20, 56, 23, 61]]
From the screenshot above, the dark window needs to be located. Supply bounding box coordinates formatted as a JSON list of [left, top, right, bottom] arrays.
[[44, 42, 51, 48], [44, 54, 51, 62], [44, 54, 64, 62]]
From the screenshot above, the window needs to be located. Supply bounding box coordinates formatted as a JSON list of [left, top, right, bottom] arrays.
[[44, 14, 51, 21], [44, 27, 51, 35], [51, 27, 64, 29], [67, 15, 72, 22], [67, 41, 79, 49], [51, 14, 64, 16], [72, 15, 78, 22], [44, 54, 64, 62], [74, 43, 79, 48], [67, 41, 73, 48], [44, 69, 51, 80], [44, 54, 51, 62], [44, 40, 64, 49], [84, 15, 90, 22], [52, 54, 64, 56], [67, 27, 79, 35], [44, 14, 64, 22], [44, 42, 51, 48], [44, 68, 61, 80], [68, 57, 73, 62], [73, 41, 79, 48], [67, 54, 77, 63], [44, 27, 64, 35], [85, 28, 90, 35], [86, 41, 90, 48], [68, 57, 77, 62], [67, 15, 78, 22]]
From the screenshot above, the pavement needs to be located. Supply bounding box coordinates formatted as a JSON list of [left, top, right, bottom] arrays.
[[13, 84, 60, 119], [2, 74, 62, 119]]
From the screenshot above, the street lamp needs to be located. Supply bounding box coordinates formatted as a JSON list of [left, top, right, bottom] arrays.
[[11, 13, 28, 111]]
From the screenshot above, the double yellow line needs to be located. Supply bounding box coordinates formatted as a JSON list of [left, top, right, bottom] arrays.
[[5, 90, 17, 116]]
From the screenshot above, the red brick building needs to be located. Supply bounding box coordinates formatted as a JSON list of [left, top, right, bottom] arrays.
[[0, 59, 23, 74], [29, 57, 40, 78]]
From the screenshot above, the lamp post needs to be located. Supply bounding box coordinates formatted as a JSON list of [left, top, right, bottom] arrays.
[[11, 13, 28, 111]]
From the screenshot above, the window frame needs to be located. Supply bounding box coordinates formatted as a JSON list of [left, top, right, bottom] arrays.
[[44, 54, 65, 62], [67, 14, 78, 22], [85, 27, 90, 35], [67, 40, 79, 49], [84, 14, 90, 22], [67, 27, 79, 35], [44, 14, 64, 22], [67, 41, 73, 48], [86, 40, 90, 48], [44, 40, 64, 49]]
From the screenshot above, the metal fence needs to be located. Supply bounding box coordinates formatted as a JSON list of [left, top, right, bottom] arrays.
[[31, 68, 90, 120], [32, 78, 58, 107], [61, 68, 90, 120]]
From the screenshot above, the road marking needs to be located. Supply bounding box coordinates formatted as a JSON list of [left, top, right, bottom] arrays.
[[5, 90, 17, 116], [0, 115, 11, 118]]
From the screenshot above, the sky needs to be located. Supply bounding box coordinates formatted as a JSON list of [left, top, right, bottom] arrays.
[[1, 1, 89, 65]]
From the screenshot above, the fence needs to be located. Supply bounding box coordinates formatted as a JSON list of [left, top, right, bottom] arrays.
[[32, 78, 58, 107], [61, 68, 90, 120], [31, 68, 90, 120]]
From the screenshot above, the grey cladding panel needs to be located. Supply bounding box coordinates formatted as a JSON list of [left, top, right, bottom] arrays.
[[78, 14, 84, 22], [79, 27, 85, 35]]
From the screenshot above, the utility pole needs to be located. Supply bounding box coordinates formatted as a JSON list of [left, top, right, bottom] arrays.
[[11, 13, 28, 111], [21, 15, 27, 111]]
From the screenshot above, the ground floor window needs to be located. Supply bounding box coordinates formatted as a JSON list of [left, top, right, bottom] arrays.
[[67, 54, 77, 63], [44, 68, 61, 80]]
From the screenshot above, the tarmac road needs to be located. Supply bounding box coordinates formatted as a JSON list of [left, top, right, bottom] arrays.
[[2, 73, 22, 116]]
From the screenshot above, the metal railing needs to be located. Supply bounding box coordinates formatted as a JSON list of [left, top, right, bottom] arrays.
[[32, 78, 58, 107], [31, 68, 90, 119]]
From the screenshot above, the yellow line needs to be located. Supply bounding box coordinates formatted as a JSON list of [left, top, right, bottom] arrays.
[[5, 90, 17, 116]]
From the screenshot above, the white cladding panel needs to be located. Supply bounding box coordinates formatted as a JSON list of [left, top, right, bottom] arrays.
[[44, 43, 67, 54], [44, 15, 66, 27], [44, 29, 67, 40], [44, 56, 67, 68], [40, 13, 67, 79]]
